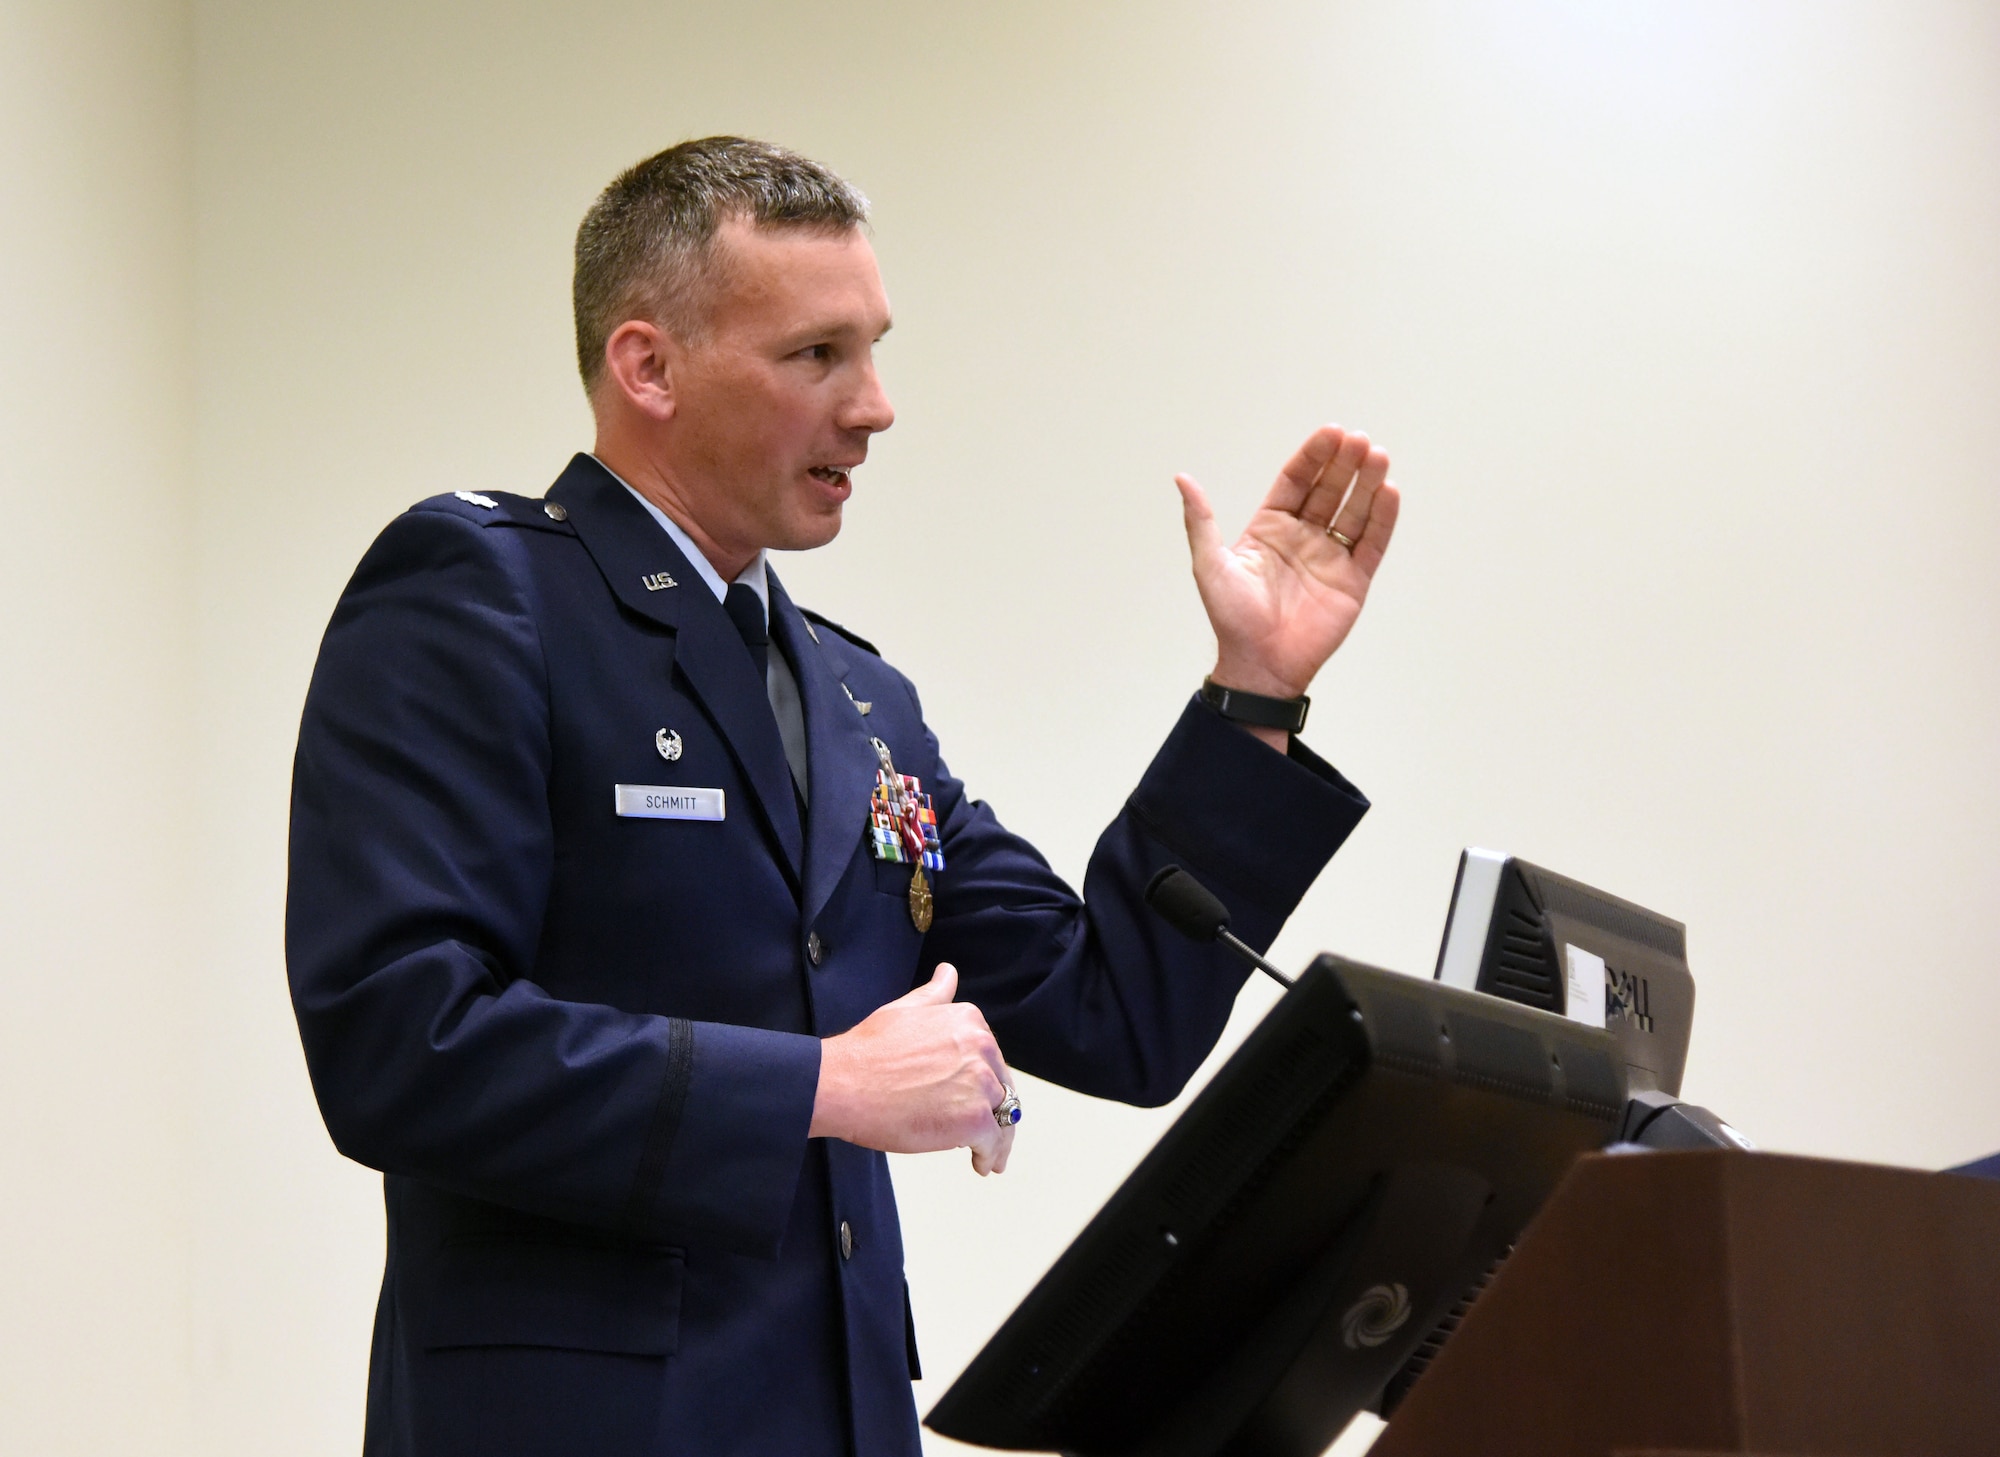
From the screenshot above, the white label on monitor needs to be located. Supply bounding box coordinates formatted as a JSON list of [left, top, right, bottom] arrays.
[[1436, 848, 1508, 990], [1563, 944, 1607, 1028]]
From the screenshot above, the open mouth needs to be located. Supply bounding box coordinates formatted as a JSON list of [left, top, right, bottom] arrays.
[[808, 467, 851, 487]]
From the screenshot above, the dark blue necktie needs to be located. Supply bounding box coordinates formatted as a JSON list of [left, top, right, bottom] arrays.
[[725, 581, 807, 812], [724, 582, 768, 679]]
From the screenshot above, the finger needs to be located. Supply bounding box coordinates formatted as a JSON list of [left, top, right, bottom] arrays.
[[1174, 474, 1227, 582], [1299, 431, 1371, 528], [1260, 424, 1347, 516], [968, 1089, 1019, 1176], [968, 1118, 1003, 1176], [1348, 479, 1401, 578], [1326, 447, 1390, 547], [900, 961, 957, 1006], [989, 1120, 1016, 1175], [951, 1013, 1008, 1096]]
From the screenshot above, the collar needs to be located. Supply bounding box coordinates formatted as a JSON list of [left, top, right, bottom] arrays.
[[591, 455, 769, 622]]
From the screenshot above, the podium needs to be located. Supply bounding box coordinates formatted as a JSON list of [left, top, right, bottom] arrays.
[[1368, 1150, 2000, 1457]]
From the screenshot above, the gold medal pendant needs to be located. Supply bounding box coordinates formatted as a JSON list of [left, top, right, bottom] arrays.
[[908, 864, 934, 933]]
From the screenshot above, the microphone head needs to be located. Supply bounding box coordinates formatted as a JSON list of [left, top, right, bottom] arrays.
[[1144, 864, 1231, 943]]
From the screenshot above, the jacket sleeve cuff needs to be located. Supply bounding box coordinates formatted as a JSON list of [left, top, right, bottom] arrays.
[[1126, 694, 1370, 917], [628, 1021, 821, 1258]]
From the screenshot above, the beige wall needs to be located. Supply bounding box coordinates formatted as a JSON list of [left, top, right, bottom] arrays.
[[0, 1, 197, 1453], [4, 2, 1998, 1453]]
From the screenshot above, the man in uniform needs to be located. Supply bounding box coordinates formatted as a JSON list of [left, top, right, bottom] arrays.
[[287, 137, 1400, 1457]]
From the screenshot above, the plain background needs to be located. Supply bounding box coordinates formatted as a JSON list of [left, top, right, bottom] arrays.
[[4, 2, 1997, 1453]]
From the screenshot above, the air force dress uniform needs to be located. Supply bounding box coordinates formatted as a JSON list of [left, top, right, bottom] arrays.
[[286, 453, 1370, 1456]]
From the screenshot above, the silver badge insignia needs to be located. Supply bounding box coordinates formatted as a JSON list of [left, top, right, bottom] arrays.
[[454, 490, 498, 509], [656, 728, 683, 762], [641, 572, 677, 592]]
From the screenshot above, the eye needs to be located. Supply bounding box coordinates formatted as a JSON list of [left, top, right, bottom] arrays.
[[798, 342, 834, 363]]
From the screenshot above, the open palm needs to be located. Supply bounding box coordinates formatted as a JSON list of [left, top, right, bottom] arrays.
[[1177, 425, 1400, 701]]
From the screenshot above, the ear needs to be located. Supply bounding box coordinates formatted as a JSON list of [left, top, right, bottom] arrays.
[[602, 319, 677, 423]]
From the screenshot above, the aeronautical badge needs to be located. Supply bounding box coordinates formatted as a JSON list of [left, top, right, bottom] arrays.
[[868, 737, 942, 932]]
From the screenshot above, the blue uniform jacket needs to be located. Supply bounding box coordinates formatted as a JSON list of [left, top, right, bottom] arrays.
[[286, 454, 1370, 1456]]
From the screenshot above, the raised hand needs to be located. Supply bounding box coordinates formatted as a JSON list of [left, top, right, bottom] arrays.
[[1176, 425, 1400, 703], [810, 962, 1018, 1175]]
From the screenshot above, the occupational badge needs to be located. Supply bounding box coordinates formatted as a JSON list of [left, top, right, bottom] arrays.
[[867, 737, 943, 932], [655, 728, 683, 762]]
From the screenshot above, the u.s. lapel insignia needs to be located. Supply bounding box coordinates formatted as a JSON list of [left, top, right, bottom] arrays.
[[641, 572, 677, 592], [842, 682, 872, 716], [867, 737, 943, 932], [655, 728, 683, 762]]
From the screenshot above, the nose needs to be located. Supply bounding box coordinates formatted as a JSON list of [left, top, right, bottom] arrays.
[[844, 359, 895, 436]]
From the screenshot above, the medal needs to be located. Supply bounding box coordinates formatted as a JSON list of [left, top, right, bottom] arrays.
[[867, 738, 943, 931]]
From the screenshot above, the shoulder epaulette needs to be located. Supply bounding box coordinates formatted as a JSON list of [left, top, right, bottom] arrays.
[[417, 490, 575, 533], [800, 608, 880, 657]]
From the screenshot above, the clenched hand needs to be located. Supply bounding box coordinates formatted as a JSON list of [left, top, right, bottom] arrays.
[[811, 963, 1017, 1175]]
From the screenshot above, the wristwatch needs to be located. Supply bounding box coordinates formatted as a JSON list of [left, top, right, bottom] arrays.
[[1200, 677, 1310, 734]]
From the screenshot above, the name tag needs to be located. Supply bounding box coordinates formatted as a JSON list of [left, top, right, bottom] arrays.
[[615, 784, 725, 821]]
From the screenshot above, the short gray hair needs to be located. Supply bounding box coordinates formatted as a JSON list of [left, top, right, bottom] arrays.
[[572, 136, 871, 392]]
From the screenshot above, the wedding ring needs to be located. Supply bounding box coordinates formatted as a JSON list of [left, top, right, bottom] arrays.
[[1326, 526, 1357, 550]]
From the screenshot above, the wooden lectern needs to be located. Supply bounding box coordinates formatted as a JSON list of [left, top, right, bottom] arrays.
[[1368, 1150, 2000, 1457]]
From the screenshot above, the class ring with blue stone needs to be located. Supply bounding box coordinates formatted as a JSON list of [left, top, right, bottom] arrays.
[[992, 1087, 1023, 1128]]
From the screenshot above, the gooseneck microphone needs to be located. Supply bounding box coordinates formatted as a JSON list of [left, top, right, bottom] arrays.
[[1143, 865, 1295, 990]]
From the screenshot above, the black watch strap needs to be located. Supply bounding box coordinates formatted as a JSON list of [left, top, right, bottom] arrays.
[[1200, 677, 1310, 734]]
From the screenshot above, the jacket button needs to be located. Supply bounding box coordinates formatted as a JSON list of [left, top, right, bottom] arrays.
[[839, 1220, 854, 1260], [807, 931, 824, 966]]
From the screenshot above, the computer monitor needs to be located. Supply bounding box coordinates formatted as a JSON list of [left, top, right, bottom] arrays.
[[1434, 849, 1694, 1096], [924, 954, 1629, 1457]]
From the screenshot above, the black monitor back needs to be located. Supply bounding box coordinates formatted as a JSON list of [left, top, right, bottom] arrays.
[[925, 955, 1627, 1457], [1433, 849, 1695, 1095]]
